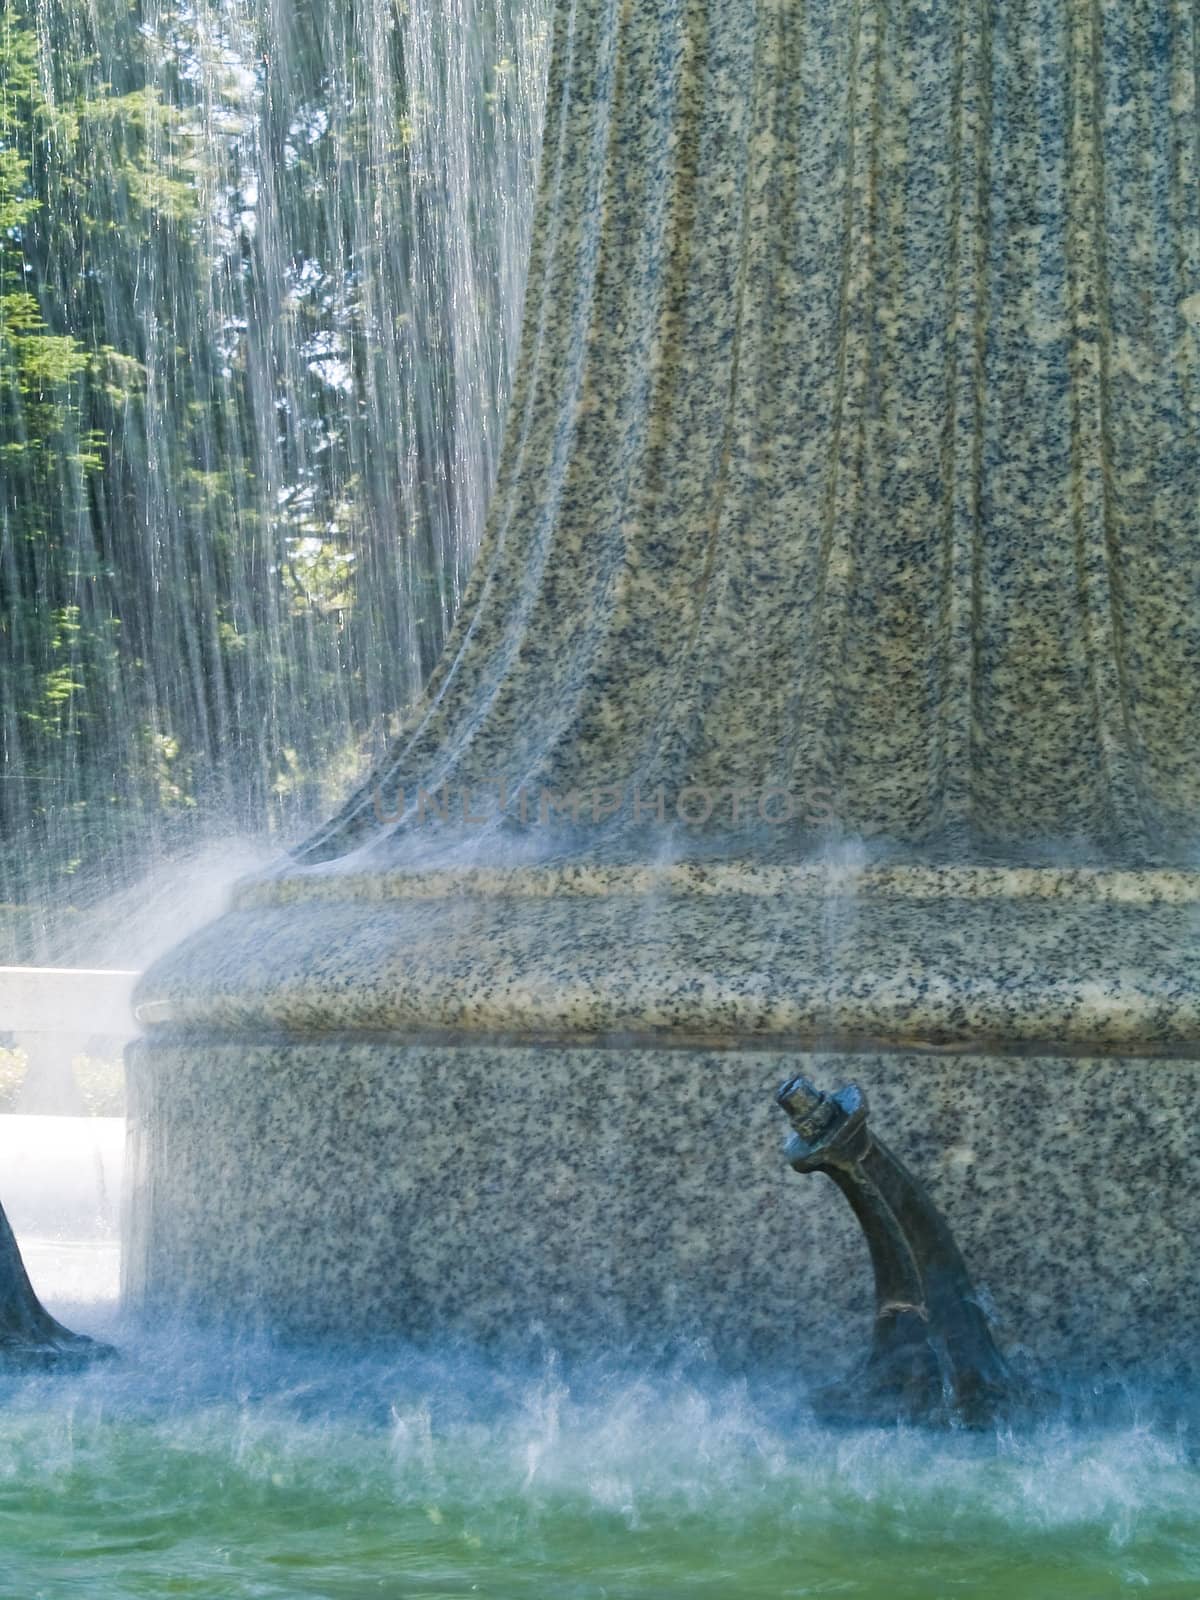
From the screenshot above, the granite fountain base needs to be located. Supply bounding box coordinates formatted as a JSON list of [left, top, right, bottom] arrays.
[[126, 861, 1200, 1374]]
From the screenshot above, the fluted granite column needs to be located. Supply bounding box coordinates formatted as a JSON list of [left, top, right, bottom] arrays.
[[128, 1, 1200, 1373]]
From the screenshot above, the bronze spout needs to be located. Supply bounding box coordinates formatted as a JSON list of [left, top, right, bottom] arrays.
[[0, 1198, 112, 1370], [777, 1075, 1021, 1427]]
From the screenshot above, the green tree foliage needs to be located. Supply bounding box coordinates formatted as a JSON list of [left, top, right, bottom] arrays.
[[0, 0, 545, 958]]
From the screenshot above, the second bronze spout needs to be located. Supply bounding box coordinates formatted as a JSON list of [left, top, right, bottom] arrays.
[[0, 1198, 111, 1370]]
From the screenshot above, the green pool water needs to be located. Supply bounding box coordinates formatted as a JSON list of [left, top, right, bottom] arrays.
[[2, 1324, 1200, 1600]]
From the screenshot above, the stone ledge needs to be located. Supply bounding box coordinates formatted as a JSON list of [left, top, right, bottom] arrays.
[[0, 967, 139, 1036], [235, 860, 1200, 907], [134, 864, 1200, 1056]]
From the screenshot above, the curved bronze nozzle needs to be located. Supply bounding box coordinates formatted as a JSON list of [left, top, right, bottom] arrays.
[[0, 1199, 112, 1371], [776, 1074, 1021, 1428]]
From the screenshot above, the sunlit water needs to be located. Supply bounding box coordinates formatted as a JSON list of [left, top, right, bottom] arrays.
[[6, 1329, 1200, 1598], [1, 0, 550, 959], [5, 1120, 1200, 1600]]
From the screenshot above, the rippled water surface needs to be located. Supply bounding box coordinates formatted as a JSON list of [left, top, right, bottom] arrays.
[[4, 1118, 1200, 1598], [3, 1321, 1200, 1600]]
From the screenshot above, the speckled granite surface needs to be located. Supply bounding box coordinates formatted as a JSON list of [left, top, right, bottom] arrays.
[[124, 1040, 1200, 1375], [135, 862, 1200, 1053], [286, 0, 1200, 865], [130, 0, 1200, 1372]]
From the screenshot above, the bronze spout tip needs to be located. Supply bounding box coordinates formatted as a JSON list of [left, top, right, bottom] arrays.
[[776, 1075, 823, 1117]]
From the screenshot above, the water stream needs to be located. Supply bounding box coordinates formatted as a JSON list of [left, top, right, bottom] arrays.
[[1, 0, 549, 963]]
